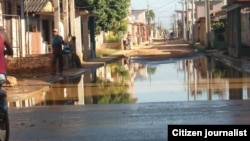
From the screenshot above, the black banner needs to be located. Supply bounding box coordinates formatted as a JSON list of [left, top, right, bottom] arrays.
[[168, 125, 250, 140]]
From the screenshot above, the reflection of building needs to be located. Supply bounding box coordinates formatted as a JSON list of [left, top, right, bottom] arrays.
[[134, 64, 147, 80], [84, 58, 137, 104], [184, 58, 228, 100], [7, 83, 50, 108], [96, 66, 112, 81], [43, 76, 84, 106], [7, 76, 84, 108], [183, 56, 250, 101]]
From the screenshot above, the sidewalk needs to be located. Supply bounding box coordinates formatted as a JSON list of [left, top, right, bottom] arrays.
[[207, 50, 250, 74], [3, 46, 135, 101]]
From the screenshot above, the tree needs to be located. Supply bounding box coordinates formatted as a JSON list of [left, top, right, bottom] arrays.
[[75, 0, 130, 35], [145, 9, 155, 26], [211, 21, 225, 41], [145, 9, 155, 37]]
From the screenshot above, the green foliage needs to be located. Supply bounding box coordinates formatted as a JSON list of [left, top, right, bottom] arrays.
[[75, 0, 130, 34], [211, 68, 226, 78], [145, 9, 155, 23], [108, 63, 130, 81], [94, 63, 131, 104], [147, 67, 157, 75], [211, 21, 225, 33], [106, 32, 119, 43], [212, 21, 225, 41]]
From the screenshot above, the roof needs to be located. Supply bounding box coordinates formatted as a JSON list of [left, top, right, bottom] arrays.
[[24, 0, 53, 13]]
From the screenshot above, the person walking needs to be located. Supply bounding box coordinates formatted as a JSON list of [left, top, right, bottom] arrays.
[[51, 28, 65, 75], [164, 34, 168, 44], [0, 26, 13, 77], [127, 32, 131, 49], [68, 36, 81, 68]]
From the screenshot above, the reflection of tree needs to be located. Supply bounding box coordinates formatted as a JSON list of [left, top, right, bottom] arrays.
[[147, 66, 157, 86], [108, 63, 130, 81], [209, 59, 228, 99], [212, 61, 227, 78], [95, 80, 131, 104], [93, 63, 135, 104], [211, 68, 227, 78], [147, 66, 157, 75]]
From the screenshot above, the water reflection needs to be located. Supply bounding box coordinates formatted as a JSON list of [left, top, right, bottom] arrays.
[[8, 55, 250, 107]]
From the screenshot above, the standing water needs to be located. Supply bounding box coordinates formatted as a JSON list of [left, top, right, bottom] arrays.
[[8, 54, 250, 107]]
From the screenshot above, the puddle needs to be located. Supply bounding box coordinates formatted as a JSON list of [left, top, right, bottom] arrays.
[[8, 54, 250, 107]]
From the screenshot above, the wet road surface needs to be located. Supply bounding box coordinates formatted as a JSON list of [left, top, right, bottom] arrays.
[[8, 100, 250, 141], [5, 39, 250, 140]]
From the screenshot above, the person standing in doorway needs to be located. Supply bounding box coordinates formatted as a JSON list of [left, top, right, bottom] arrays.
[[51, 28, 65, 75], [68, 36, 81, 68]]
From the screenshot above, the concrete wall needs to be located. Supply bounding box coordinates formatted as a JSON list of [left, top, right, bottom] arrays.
[[7, 54, 72, 75], [100, 42, 123, 49], [241, 10, 250, 46]]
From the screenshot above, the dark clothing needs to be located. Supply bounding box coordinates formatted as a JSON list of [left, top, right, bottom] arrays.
[[69, 37, 81, 68], [52, 35, 64, 52], [71, 53, 81, 68], [52, 51, 63, 73], [52, 35, 64, 74]]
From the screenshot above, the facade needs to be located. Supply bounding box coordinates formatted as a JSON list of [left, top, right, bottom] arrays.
[[0, 0, 92, 73], [194, 0, 225, 45], [0, 0, 89, 58], [131, 9, 148, 46], [225, 0, 250, 57]]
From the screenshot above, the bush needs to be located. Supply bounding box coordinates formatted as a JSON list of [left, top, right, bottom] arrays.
[[105, 32, 120, 43], [211, 22, 225, 34], [212, 22, 226, 41]]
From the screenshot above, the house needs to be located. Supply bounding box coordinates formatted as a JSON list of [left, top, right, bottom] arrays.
[[131, 9, 149, 46], [0, 0, 91, 73], [223, 0, 250, 57], [194, 0, 226, 45]]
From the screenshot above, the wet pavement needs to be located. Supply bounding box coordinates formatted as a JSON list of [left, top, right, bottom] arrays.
[[4, 39, 250, 140], [8, 100, 250, 141]]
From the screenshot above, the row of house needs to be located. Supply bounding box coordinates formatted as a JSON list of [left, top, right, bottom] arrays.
[[176, 0, 250, 58], [0, 0, 92, 59], [0, 0, 153, 57], [3, 1, 250, 62], [0, 0, 153, 74], [2, 0, 250, 72]]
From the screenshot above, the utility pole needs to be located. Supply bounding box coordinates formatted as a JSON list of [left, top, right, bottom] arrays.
[[176, 13, 179, 38], [62, 0, 69, 39], [54, 0, 60, 32], [147, 0, 150, 44], [175, 4, 179, 38], [185, 0, 189, 41], [180, 0, 186, 40], [205, 0, 211, 47], [192, 0, 195, 44]]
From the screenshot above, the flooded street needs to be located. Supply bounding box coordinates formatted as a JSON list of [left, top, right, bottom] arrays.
[[8, 53, 250, 108], [7, 44, 250, 141]]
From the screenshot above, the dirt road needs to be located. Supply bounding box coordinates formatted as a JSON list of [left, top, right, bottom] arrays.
[[128, 38, 197, 60]]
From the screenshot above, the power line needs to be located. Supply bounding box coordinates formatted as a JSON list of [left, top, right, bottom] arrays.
[[149, 0, 177, 10]]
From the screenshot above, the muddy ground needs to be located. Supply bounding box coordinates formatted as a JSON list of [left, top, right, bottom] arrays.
[[127, 38, 197, 60]]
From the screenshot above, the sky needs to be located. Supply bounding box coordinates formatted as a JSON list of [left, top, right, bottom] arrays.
[[131, 0, 183, 30]]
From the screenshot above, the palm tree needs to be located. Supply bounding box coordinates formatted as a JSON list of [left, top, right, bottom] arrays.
[[145, 9, 155, 26], [146, 9, 155, 41]]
